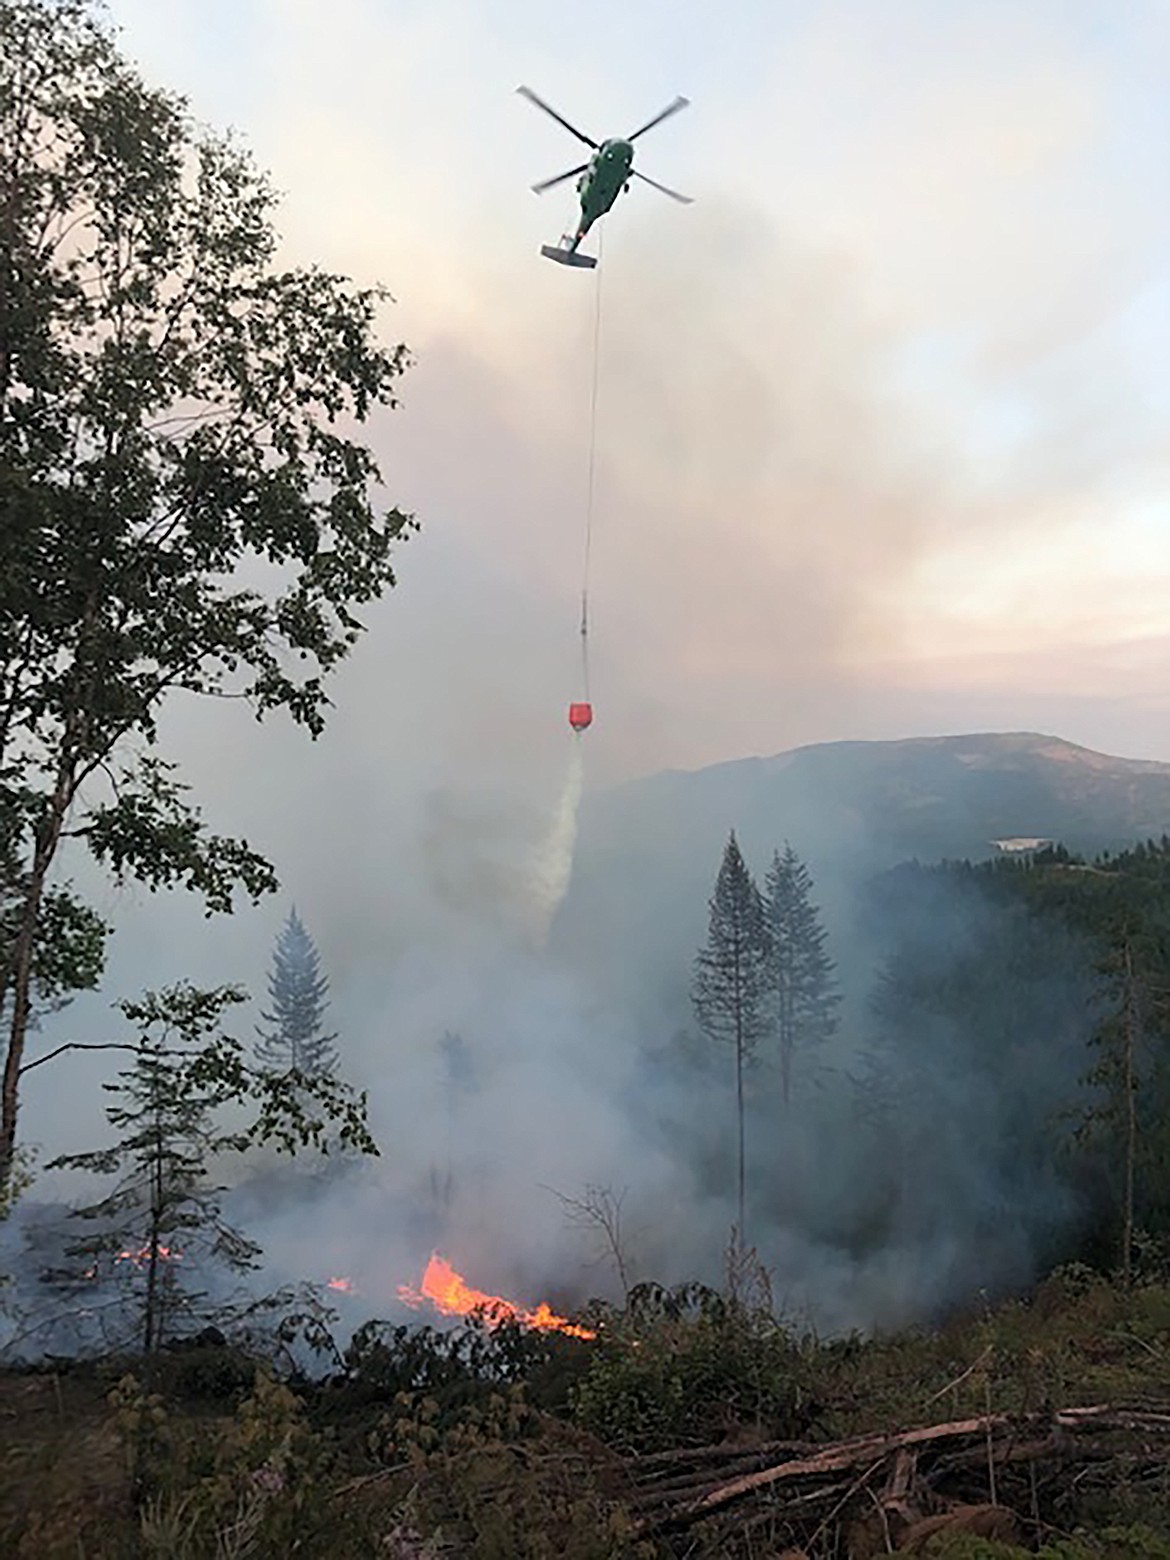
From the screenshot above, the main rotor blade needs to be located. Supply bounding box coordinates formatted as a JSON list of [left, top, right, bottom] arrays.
[[627, 95, 689, 141], [632, 168, 693, 203], [531, 163, 590, 194], [516, 86, 599, 150]]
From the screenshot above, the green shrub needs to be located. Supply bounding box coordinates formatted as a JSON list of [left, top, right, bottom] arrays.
[[572, 1282, 813, 1453]]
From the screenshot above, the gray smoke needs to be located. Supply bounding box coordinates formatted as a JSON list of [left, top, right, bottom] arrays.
[[4, 746, 1102, 1364]]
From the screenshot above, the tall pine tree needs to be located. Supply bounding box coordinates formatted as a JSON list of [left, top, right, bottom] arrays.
[[255, 909, 338, 1077], [763, 843, 840, 1105], [692, 831, 770, 1243]]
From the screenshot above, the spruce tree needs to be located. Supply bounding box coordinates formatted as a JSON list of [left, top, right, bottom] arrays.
[[431, 1031, 476, 1212], [45, 980, 377, 1356], [47, 986, 261, 1353], [1076, 925, 1168, 1285], [255, 909, 338, 1077], [762, 843, 841, 1105], [691, 831, 770, 1243]]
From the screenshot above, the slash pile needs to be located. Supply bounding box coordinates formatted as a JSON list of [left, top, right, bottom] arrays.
[[619, 1402, 1170, 1554]]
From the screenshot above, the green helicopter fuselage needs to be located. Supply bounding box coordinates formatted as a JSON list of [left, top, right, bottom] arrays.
[[572, 139, 634, 243]]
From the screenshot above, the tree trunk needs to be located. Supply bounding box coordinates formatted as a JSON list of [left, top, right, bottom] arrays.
[[736, 1019, 745, 1247], [0, 763, 76, 1199], [1122, 938, 1138, 1288], [144, 1099, 165, 1353], [779, 967, 792, 1108]]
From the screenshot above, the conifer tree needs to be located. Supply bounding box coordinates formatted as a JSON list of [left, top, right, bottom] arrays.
[[255, 909, 338, 1077], [48, 986, 261, 1353], [432, 1030, 475, 1212], [985, 839, 1170, 1272], [45, 981, 377, 1354], [1077, 926, 1169, 1285], [762, 844, 841, 1105], [691, 831, 770, 1242]]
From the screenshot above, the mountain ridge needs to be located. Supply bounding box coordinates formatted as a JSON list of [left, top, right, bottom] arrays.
[[606, 731, 1170, 792], [554, 731, 1170, 1008]]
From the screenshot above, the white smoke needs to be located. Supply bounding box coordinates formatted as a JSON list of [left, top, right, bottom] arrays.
[[521, 735, 585, 947]]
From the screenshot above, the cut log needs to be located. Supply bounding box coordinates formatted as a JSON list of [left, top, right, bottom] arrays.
[[629, 1401, 1170, 1539], [643, 1414, 1014, 1528], [897, 1503, 1021, 1553]]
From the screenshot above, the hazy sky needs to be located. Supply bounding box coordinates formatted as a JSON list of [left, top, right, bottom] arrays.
[[100, 0, 1170, 784]]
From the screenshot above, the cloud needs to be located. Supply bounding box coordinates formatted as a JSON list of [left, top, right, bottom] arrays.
[[102, 0, 1167, 777]]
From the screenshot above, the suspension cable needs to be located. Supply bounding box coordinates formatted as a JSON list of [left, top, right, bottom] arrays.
[[579, 226, 604, 704]]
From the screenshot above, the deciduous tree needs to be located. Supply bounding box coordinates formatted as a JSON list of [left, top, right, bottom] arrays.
[[0, 0, 414, 1194]]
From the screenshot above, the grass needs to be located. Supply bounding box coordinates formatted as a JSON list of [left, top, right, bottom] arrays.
[[2, 1272, 1170, 1557]]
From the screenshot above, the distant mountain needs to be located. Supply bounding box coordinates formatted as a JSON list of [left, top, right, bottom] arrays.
[[553, 733, 1170, 1015]]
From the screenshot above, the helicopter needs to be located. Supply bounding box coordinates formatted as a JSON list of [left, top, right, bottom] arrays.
[[517, 86, 692, 268]]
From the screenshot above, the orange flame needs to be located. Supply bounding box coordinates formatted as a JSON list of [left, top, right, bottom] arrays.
[[116, 1244, 182, 1267], [326, 1276, 356, 1294], [397, 1252, 595, 1340]]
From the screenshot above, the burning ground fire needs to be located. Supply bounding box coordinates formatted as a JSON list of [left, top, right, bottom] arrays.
[[81, 1245, 183, 1280], [117, 1245, 181, 1267], [83, 1248, 592, 1342], [397, 1252, 596, 1340]]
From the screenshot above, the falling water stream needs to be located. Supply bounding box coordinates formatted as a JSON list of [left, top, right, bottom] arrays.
[[523, 737, 585, 947]]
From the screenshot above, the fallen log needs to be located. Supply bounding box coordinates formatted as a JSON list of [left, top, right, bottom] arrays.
[[629, 1446, 832, 1505], [897, 1503, 1022, 1554], [1056, 1405, 1170, 1434], [636, 1413, 1016, 1530], [627, 1435, 813, 1474], [630, 1401, 1170, 1539]]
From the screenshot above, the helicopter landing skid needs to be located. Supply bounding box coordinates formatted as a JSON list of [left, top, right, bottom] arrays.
[[540, 242, 597, 268]]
